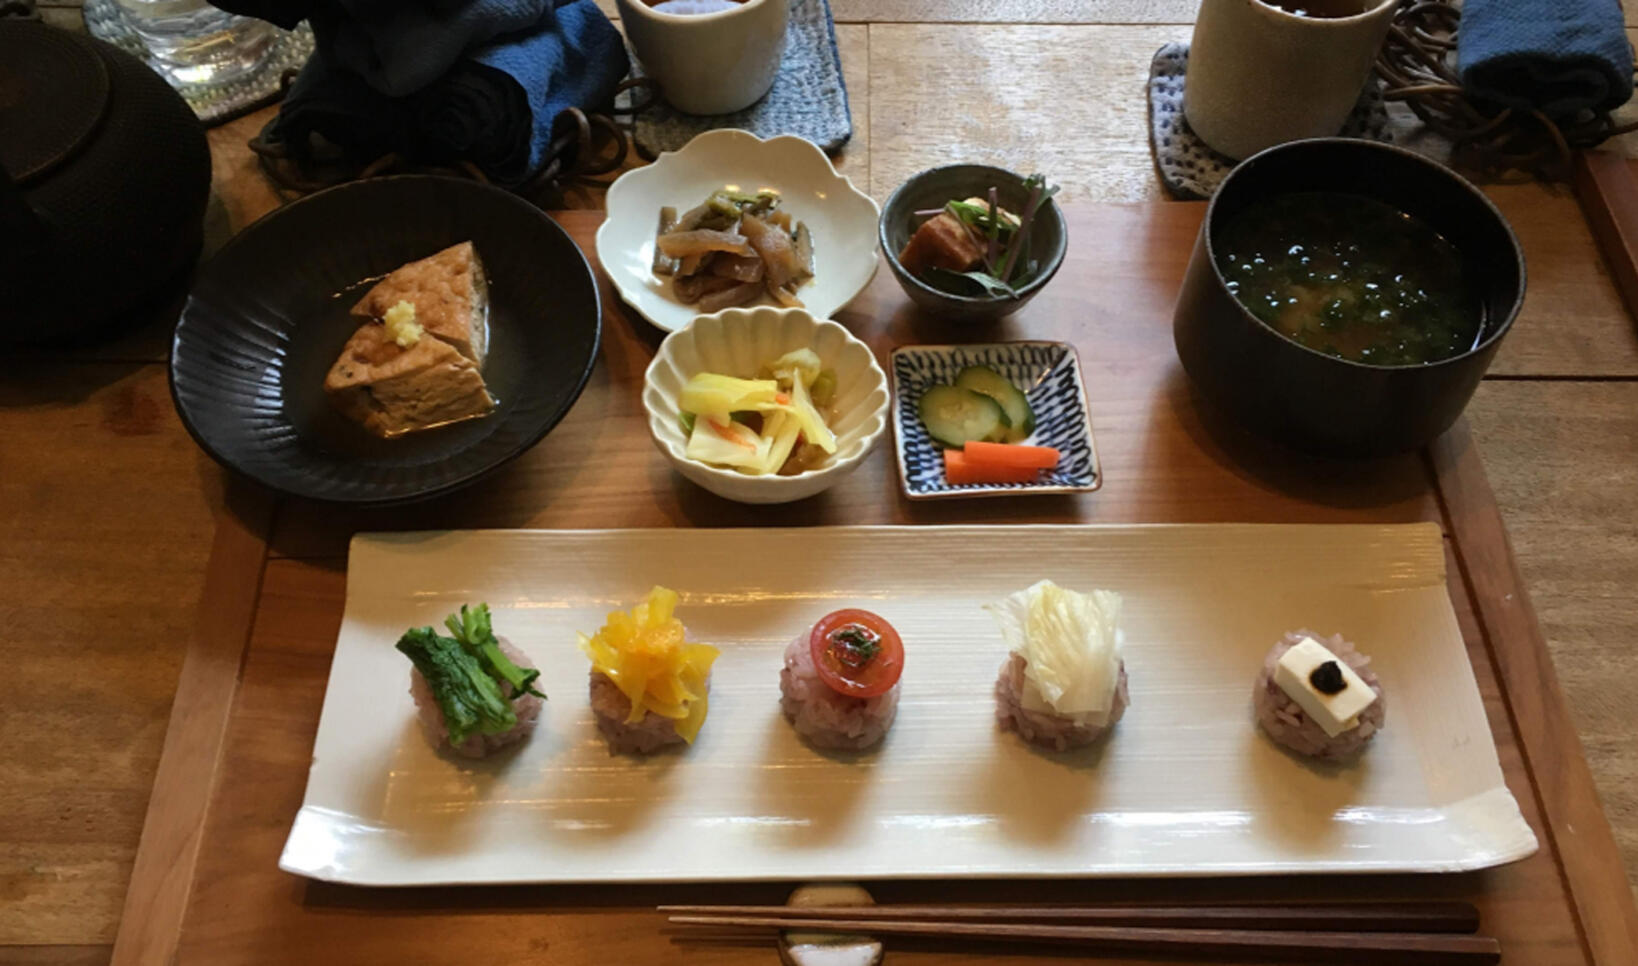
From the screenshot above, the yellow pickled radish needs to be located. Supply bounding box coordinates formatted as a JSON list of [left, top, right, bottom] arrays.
[[577, 586, 720, 742]]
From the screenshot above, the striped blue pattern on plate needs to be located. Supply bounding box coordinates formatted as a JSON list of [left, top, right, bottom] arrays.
[[891, 342, 1101, 500]]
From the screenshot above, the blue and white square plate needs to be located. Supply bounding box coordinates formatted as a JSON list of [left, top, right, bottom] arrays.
[[890, 342, 1101, 500]]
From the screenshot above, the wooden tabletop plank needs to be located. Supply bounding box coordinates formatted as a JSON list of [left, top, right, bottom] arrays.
[[0, 363, 221, 948], [0, 946, 114, 966], [1573, 152, 1638, 327], [1432, 419, 1638, 963], [164, 548, 1588, 965], [834, 23, 871, 196], [868, 23, 1193, 204], [1467, 381, 1638, 902], [107, 482, 274, 966], [1483, 183, 1638, 377]]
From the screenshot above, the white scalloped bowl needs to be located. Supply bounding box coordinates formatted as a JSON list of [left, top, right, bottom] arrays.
[[644, 307, 889, 504], [596, 129, 881, 332]]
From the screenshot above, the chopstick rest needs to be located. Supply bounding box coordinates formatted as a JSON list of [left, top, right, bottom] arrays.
[[776, 884, 883, 966]]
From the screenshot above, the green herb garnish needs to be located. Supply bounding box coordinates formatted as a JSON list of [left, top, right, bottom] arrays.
[[396, 627, 518, 744], [679, 410, 697, 436], [704, 189, 781, 224], [944, 198, 1019, 238], [445, 603, 545, 699], [927, 267, 1022, 298], [832, 626, 881, 667]]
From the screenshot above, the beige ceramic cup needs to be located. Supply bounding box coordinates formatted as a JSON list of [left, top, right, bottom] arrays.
[[614, 0, 789, 115], [1183, 0, 1397, 160]]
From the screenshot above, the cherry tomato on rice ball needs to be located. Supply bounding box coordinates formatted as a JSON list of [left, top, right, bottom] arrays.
[[809, 609, 904, 698]]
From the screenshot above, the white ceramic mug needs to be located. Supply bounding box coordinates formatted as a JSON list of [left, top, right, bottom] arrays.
[[1183, 0, 1397, 161], [615, 0, 789, 115]]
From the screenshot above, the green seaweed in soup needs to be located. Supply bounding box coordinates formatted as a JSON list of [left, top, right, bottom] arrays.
[[1215, 192, 1483, 366]]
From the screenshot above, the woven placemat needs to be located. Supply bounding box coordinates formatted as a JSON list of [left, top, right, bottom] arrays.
[[1147, 41, 1392, 200], [83, 0, 312, 127], [618, 0, 851, 156]]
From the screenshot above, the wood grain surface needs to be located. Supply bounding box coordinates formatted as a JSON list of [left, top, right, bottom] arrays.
[[1466, 381, 1638, 908], [4, 6, 1638, 964], [1481, 184, 1638, 377], [0, 365, 220, 948], [868, 23, 1192, 204], [0, 338, 264, 964], [1431, 419, 1638, 965], [107, 483, 273, 966], [1573, 152, 1638, 327]]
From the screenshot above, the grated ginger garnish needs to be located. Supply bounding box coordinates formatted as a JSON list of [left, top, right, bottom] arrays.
[[383, 300, 423, 347]]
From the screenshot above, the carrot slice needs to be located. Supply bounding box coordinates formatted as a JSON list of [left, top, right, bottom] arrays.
[[709, 420, 757, 450], [944, 449, 1041, 485], [962, 441, 1061, 470]]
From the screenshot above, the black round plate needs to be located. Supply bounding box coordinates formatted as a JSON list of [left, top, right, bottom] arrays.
[[171, 176, 601, 505]]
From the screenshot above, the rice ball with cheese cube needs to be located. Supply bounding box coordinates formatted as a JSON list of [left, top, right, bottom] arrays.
[[988, 580, 1130, 752], [1253, 630, 1385, 760]]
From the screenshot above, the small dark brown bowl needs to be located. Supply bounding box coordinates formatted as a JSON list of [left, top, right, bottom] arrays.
[[879, 164, 1068, 324], [1172, 138, 1525, 457]]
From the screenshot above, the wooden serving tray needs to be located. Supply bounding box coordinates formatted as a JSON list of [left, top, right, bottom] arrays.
[[113, 206, 1638, 965]]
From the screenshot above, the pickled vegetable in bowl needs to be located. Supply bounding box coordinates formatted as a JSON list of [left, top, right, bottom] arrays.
[[899, 173, 1059, 299], [653, 188, 816, 312], [677, 347, 840, 476]]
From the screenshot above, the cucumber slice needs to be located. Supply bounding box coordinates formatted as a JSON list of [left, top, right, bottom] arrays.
[[918, 385, 1009, 449], [954, 365, 1035, 443]]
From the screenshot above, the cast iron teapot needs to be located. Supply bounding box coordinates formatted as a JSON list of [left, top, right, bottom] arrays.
[[0, 7, 211, 343]]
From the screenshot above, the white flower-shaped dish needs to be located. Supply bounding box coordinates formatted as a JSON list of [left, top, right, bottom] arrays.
[[597, 129, 881, 332], [643, 307, 889, 504]]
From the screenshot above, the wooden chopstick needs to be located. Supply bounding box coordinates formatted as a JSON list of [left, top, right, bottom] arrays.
[[659, 901, 1479, 933], [666, 914, 1501, 964]]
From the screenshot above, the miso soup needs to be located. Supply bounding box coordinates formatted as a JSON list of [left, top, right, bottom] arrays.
[[1215, 192, 1483, 366]]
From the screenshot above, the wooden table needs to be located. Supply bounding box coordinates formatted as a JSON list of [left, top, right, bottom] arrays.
[[4, 4, 1638, 964], [89, 204, 1637, 964]]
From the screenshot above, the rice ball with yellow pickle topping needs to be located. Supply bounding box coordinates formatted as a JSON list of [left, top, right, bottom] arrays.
[[578, 586, 719, 754]]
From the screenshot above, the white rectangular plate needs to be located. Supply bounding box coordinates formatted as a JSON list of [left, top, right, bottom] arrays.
[[281, 525, 1537, 886]]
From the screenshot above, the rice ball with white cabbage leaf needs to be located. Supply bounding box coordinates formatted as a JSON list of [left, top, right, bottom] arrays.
[[988, 581, 1129, 751]]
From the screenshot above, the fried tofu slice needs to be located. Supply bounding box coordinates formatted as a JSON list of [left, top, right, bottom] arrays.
[[324, 320, 495, 438], [351, 241, 489, 366]]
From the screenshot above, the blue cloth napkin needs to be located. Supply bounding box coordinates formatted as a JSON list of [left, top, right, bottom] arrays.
[[226, 0, 627, 186], [1457, 0, 1635, 118], [213, 0, 555, 96], [312, 0, 558, 97]]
